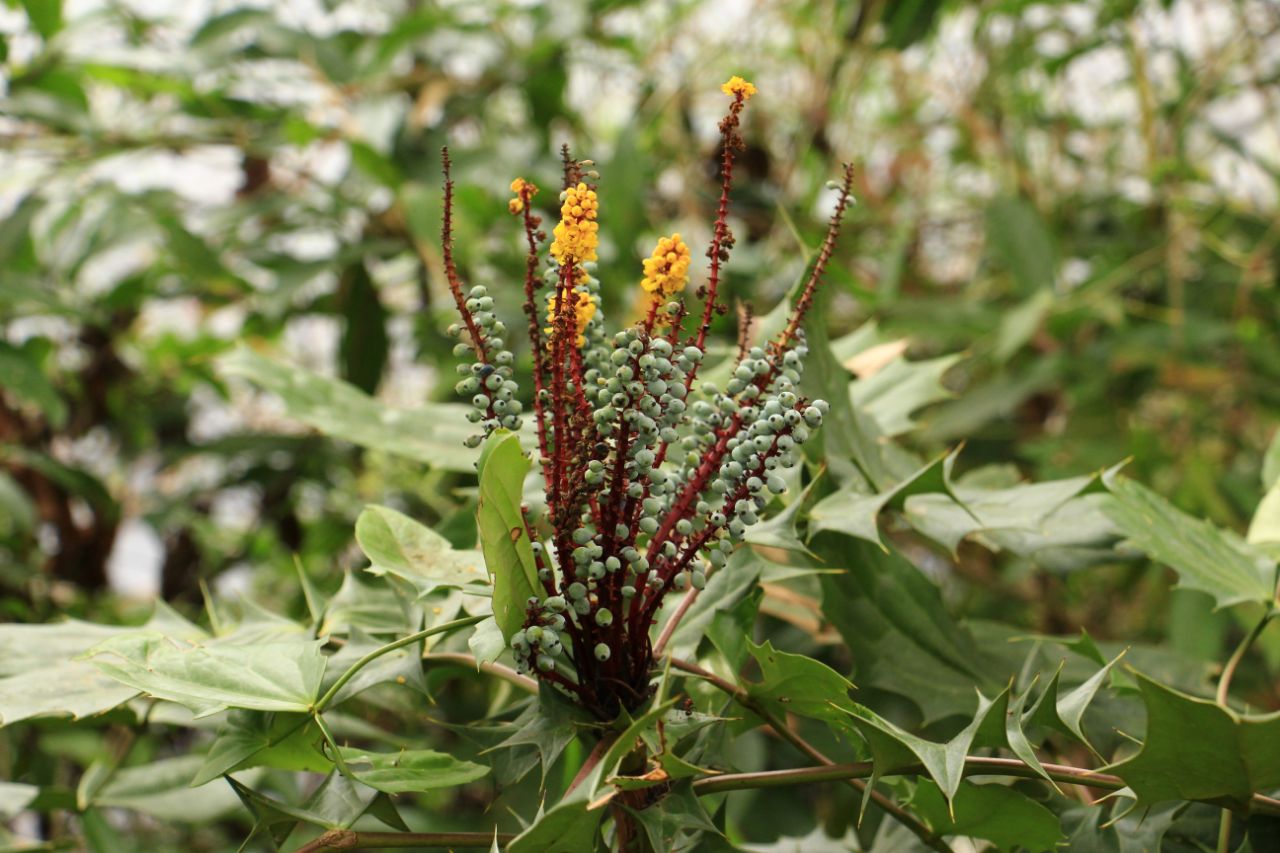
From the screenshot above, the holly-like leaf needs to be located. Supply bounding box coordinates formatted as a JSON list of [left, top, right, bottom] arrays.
[[625, 781, 717, 852], [88, 634, 327, 716], [1104, 474, 1277, 609], [1027, 652, 1126, 755], [506, 795, 603, 853], [850, 352, 962, 438], [192, 711, 329, 787], [817, 535, 1006, 724], [357, 504, 490, 597], [911, 780, 1061, 852], [904, 473, 1097, 555], [809, 448, 958, 546], [837, 689, 1008, 815], [1108, 672, 1280, 810], [217, 347, 482, 472], [338, 748, 490, 793], [745, 640, 856, 726], [476, 431, 540, 643]]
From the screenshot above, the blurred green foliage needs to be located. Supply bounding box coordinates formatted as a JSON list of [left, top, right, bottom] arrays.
[[1, 0, 1278, 850]]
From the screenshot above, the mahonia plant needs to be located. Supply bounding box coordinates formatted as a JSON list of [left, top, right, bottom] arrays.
[[442, 77, 855, 720]]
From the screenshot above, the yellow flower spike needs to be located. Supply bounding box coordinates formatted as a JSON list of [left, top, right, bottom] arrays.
[[640, 233, 692, 299], [549, 182, 599, 265], [508, 177, 535, 215], [545, 286, 597, 347], [721, 75, 757, 100]]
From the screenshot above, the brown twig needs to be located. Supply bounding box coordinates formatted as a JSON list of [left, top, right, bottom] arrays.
[[292, 829, 512, 853]]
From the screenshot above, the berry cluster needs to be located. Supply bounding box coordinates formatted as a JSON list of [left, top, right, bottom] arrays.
[[440, 79, 855, 718]]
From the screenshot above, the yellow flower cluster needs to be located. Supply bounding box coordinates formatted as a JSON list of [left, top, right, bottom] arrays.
[[508, 177, 535, 214], [549, 182, 599, 265], [640, 233, 691, 304], [546, 285, 597, 347], [721, 75, 757, 100]]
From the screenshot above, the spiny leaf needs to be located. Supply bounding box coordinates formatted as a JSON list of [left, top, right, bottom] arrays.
[[809, 447, 962, 547], [837, 688, 1009, 818], [911, 779, 1062, 852], [475, 430, 540, 642], [817, 535, 1006, 724], [745, 640, 856, 726], [1103, 474, 1277, 609], [850, 351, 962, 437], [1108, 671, 1280, 810]]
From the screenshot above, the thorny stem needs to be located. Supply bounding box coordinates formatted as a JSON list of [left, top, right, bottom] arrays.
[[440, 148, 489, 364], [774, 163, 857, 356], [518, 185, 552, 476], [690, 759, 1280, 816]]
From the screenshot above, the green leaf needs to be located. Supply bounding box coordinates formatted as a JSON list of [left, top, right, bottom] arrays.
[[809, 449, 958, 546], [995, 289, 1055, 362], [192, 711, 328, 787], [506, 796, 602, 853], [92, 756, 251, 822], [357, 504, 490, 597], [467, 616, 507, 666], [0, 607, 206, 725], [837, 688, 1007, 815], [337, 261, 388, 394], [0, 662, 138, 726], [88, 634, 327, 716], [217, 347, 482, 472], [706, 588, 762, 673], [800, 287, 901, 488], [1109, 672, 1280, 809], [0, 343, 66, 427], [319, 626, 430, 707], [21, 0, 62, 39], [817, 535, 1006, 724], [1247, 481, 1280, 546], [904, 473, 1097, 555], [338, 748, 490, 793], [666, 547, 763, 659], [850, 352, 961, 437], [1103, 474, 1277, 609], [986, 196, 1057, 295], [1263, 431, 1280, 493], [1031, 652, 1126, 754], [476, 431, 540, 642], [911, 780, 1061, 852], [745, 640, 856, 726], [625, 781, 717, 852], [492, 684, 591, 786]]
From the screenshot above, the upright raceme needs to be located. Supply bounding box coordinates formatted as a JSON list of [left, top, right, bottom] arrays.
[[439, 78, 855, 719]]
